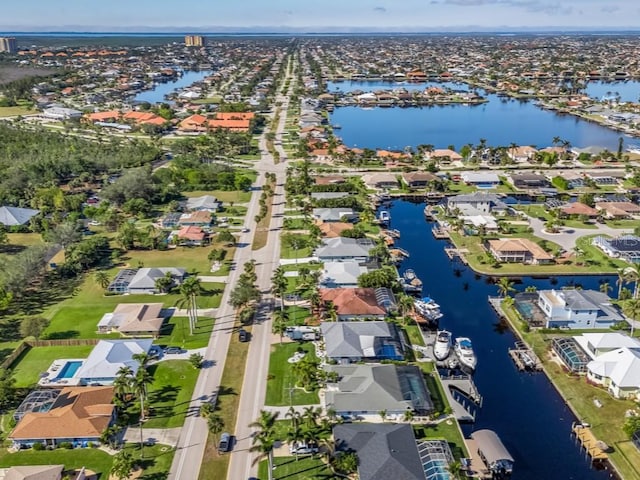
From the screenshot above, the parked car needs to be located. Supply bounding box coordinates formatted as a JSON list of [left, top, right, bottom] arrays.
[[241, 226, 250, 233], [238, 329, 249, 343], [218, 432, 231, 453], [163, 347, 184, 355], [289, 442, 318, 455]]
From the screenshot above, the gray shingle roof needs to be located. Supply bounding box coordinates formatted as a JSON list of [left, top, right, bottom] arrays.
[[333, 423, 426, 480], [0, 206, 40, 226]]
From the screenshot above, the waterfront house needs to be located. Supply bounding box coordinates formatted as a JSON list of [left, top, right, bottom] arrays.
[[312, 208, 358, 223], [10, 386, 115, 448], [97, 303, 166, 337], [160, 212, 182, 229], [446, 193, 507, 215], [559, 202, 599, 219], [362, 173, 399, 190], [426, 148, 463, 164], [488, 238, 554, 265], [320, 320, 405, 363], [315, 238, 375, 263], [43, 107, 82, 120], [595, 202, 640, 220], [573, 332, 640, 359], [323, 364, 433, 418], [507, 145, 538, 163], [459, 172, 500, 187], [537, 289, 624, 329], [0, 465, 64, 480], [593, 235, 640, 264], [400, 172, 440, 189], [320, 287, 396, 320], [320, 261, 369, 288], [586, 348, 640, 400], [509, 173, 550, 190], [332, 423, 428, 480], [317, 221, 353, 238], [0, 206, 40, 226], [314, 175, 346, 185]]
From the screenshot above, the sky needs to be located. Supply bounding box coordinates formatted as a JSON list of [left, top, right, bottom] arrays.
[[1, 0, 639, 31]]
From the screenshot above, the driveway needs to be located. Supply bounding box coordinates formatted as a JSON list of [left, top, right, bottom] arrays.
[[123, 426, 182, 447], [527, 216, 633, 251]]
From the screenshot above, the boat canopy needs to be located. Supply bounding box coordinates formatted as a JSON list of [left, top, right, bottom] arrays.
[[471, 429, 514, 465]]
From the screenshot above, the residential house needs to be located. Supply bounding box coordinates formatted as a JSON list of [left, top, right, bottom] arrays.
[[324, 364, 433, 417], [122, 111, 165, 127], [333, 424, 428, 480], [537, 289, 624, 329], [586, 348, 640, 400], [73, 339, 153, 386], [315, 238, 375, 263], [312, 208, 358, 223], [186, 195, 221, 212], [320, 321, 405, 363], [317, 221, 353, 238], [0, 465, 64, 480], [97, 303, 166, 337], [172, 226, 208, 246], [0, 206, 40, 226], [488, 238, 554, 265], [43, 107, 82, 120], [311, 192, 351, 201], [178, 211, 213, 227], [125, 267, 187, 294], [160, 212, 182, 229], [595, 202, 640, 219], [446, 193, 507, 215], [10, 387, 115, 448], [560, 202, 599, 219], [426, 149, 463, 164], [362, 173, 399, 190], [314, 175, 346, 185], [593, 235, 640, 264], [507, 145, 538, 163], [510, 173, 550, 189], [459, 172, 500, 187], [320, 287, 396, 320], [320, 261, 368, 288], [574, 332, 640, 359], [401, 172, 440, 189]]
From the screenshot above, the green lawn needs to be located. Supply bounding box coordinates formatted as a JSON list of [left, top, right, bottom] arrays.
[[43, 277, 224, 340], [405, 324, 425, 347], [414, 420, 469, 459], [257, 456, 332, 480], [182, 189, 252, 204], [144, 360, 199, 429], [265, 343, 320, 406], [161, 315, 214, 349], [11, 345, 95, 387], [0, 106, 37, 117], [114, 246, 217, 274], [0, 447, 113, 475], [280, 237, 314, 259]]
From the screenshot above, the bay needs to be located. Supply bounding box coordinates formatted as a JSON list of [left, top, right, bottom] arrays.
[[133, 70, 211, 104]]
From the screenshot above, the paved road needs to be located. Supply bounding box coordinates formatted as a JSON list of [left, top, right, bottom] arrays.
[[226, 67, 295, 480], [527, 216, 633, 250], [168, 60, 294, 480]]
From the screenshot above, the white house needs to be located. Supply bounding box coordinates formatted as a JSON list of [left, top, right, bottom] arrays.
[[537, 289, 624, 329], [586, 348, 640, 400]]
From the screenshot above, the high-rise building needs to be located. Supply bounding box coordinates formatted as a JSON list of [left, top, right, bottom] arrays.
[[0, 37, 18, 54], [185, 35, 204, 47]]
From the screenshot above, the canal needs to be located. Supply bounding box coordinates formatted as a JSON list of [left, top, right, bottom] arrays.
[[328, 81, 637, 150], [133, 70, 211, 104], [389, 200, 613, 480]]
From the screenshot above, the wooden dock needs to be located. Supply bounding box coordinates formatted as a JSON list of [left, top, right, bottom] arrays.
[[444, 247, 469, 265], [432, 226, 450, 239], [572, 423, 609, 465], [508, 341, 543, 371]]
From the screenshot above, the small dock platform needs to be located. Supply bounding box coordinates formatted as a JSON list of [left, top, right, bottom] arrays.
[[432, 226, 450, 239], [444, 247, 469, 264], [508, 341, 543, 371], [572, 423, 609, 465], [440, 373, 483, 423]]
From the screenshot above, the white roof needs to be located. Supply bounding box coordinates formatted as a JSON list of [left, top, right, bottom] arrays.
[[460, 172, 500, 183], [574, 332, 640, 359], [76, 339, 152, 380], [587, 348, 640, 388], [460, 215, 498, 229]]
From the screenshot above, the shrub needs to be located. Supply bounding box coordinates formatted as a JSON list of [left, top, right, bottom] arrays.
[[59, 442, 73, 449], [32, 442, 45, 450]]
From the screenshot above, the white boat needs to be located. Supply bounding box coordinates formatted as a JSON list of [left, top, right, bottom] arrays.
[[414, 297, 443, 321], [455, 337, 477, 371], [401, 269, 423, 294], [434, 330, 453, 361], [379, 210, 391, 224]]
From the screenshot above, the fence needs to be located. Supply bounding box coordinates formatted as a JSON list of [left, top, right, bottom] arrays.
[[1, 338, 100, 370]]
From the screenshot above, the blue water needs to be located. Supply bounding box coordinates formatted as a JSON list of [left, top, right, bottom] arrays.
[[327, 80, 470, 93], [584, 80, 640, 103], [329, 83, 636, 150], [133, 70, 211, 104], [58, 361, 83, 379], [389, 200, 613, 480]]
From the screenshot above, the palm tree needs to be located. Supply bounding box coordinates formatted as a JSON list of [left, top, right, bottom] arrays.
[[286, 407, 303, 461], [496, 277, 515, 298], [177, 276, 203, 335], [398, 294, 415, 324], [272, 309, 289, 343], [599, 281, 612, 296], [403, 410, 415, 423], [617, 268, 627, 299], [110, 449, 135, 480], [113, 366, 134, 407], [207, 414, 225, 446], [94, 270, 110, 289], [623, 298, 640, 337], [325, 301, 338, 322], [249, 410, 280, 480], [378, 409, 387, 422], [133, 358, 153, 422]]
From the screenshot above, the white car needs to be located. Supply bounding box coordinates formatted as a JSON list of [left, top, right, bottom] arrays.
[[289, 442, 318, 455], [241, 227, 250, 233]]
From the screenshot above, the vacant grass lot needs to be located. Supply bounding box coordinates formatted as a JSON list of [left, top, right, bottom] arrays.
[[265, 342, 320, 406], [10, 344, 95, 387], [257, 456, 332, 480], [161, 315, 214, 349], [43, 276, 224, 340], [144, 360, 199, 429], [0, 106, 38, 117], [113, 246, 215, 274]]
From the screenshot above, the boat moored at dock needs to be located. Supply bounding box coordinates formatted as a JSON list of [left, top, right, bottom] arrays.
[[434, 330, 453, 361], [455, 337, 477, 371]]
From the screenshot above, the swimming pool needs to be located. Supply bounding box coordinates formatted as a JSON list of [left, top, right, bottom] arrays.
[[514, 299, 535, 320], [57, 361, 83, 379]]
